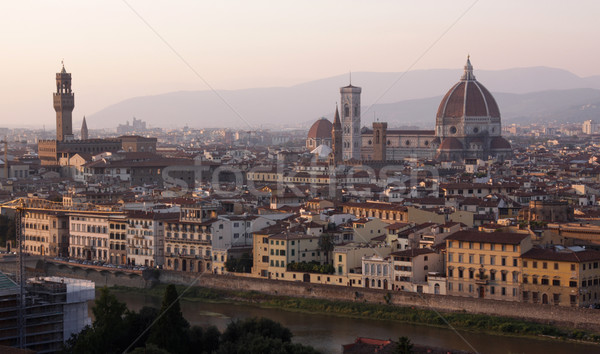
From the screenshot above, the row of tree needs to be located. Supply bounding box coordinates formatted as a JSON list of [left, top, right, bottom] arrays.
[[224, 253, 253, 273], [63, 285, 320, 354], [287, 261, 334, 274]]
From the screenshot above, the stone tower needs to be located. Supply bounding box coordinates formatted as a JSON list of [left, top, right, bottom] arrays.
[[331, 104, 342, 165], [54, 63, 74, 142], [340, 83, 361, 160], [81, 116, 88, 140], [372, 122, 387, 161]]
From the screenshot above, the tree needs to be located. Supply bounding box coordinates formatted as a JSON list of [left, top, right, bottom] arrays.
[[395, 336, 414, 354], [63, 287, 128, 354], [148, 285, 190, 353], [318, 233, 334, 264]]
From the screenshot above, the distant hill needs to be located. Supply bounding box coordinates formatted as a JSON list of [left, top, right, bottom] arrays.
[[87, 67, 600, 129]]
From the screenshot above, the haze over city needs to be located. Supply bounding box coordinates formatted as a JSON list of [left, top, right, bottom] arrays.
[[2, 0, 600, 128]]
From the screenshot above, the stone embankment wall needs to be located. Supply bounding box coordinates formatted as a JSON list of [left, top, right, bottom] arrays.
[[30, 260, 600, 333]]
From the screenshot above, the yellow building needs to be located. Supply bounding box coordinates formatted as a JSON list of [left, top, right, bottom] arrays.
[[446, 230, 532, 301], [521, 246, 600, 307], [267, 232, 322, 280]]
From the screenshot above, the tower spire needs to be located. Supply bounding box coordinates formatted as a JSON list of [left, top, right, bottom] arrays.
[[461, 55, 475, 81], [81, 116, 88, 140]]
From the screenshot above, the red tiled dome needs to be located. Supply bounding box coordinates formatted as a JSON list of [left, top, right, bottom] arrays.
[[439, 137, 464, 150], [490, 136, 511, 150], [436, 58, 500, 120], [307, 118, 333, 139]]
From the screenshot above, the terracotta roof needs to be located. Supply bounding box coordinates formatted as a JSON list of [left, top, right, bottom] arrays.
[[307, 118, 333, 139], [522, 247, 600, 262], [439, 137, 464, 150], [436, 59, 500, 119], [445, 230, 529, 245], [490, 136, 512, 150]]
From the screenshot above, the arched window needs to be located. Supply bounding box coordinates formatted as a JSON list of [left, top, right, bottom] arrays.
[[375, 131, 380, 144], [344, 104, 349, 117]]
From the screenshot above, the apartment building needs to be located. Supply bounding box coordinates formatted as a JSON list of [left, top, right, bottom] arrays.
[[521, 246, 600, 307], [446, 230, 532, 301], [22, 210, 69, 257]]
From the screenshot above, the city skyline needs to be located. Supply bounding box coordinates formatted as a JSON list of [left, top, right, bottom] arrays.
[[2, 1, 600, 127]]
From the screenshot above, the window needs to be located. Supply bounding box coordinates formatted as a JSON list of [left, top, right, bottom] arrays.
[[458, 269, 464, 278], [458, 254, 464, 263], [523, 260, 528, 268], [501, 258, 506, 266], [541, 278, 549, 285], [554, 263, 559, 270], [569, 281, 577, 288], [490, 286, 495, 295], [513, 259, 518, 267], [490, 256, 495, 265], [571, 264, 576, 271], [479, 255, 485, 265], [339, 255, 342, 262], [533, 261, 537, 268], [448, 253, 453, 262], [469, 254, 474, 264], [501, 273, 507, 282], [501, 287, 506, 296], [552, 279, 560, 286], [448, 268, 454, 277], [523, 276, 528, 284], [469, 270, 474, 279], [542, 262, 547, 269]]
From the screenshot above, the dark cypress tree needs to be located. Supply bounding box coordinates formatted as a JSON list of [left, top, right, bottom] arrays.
[[148, 285, 190, 353]]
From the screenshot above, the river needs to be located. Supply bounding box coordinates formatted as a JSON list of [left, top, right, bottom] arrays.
[[105, 291, 599, 354]]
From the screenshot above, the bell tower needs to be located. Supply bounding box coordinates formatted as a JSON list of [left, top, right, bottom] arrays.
[[54, 62, 74, 141], [340, 80, 361, 161]]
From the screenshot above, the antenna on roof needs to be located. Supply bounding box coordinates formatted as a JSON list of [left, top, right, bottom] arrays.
[[349, 70, 352, 85]]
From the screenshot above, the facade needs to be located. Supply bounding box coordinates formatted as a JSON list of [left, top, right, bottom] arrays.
[[68, 213, 114, 262], [164, 204, 217, 272], [390, 248, 444, 292], [267, 232, 323, 280], [23, 210, 69, 257], [362, 254, 393, 289], [445, 230, 533, 301], [521, 246, 600, 307], [127, 211, 175, 267], [108, 217, 128, 265]]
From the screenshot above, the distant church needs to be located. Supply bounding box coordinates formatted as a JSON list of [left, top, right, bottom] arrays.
[[38, 63, 157, 166], [306, 57, 512, 163]]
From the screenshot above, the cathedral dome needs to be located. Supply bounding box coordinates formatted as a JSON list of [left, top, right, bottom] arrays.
[[308, 118, 333, 139], [436, 57, 500, 120]]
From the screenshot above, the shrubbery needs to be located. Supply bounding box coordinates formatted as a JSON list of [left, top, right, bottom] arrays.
[[287, 261, 334, 274]]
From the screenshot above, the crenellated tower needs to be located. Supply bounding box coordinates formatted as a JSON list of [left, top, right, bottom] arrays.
[[54, 62, 74, 141]]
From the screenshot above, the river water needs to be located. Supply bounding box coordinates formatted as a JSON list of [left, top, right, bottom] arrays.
[[107, 291, 599, 354]]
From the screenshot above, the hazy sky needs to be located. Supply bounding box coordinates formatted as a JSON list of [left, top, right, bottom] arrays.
[[2, 0, 599, 127]]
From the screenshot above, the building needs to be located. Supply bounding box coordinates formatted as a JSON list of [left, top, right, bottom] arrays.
[[520, 200, 575, 223], [390, 248, 444, 293], [306, 118, 332, 150], [445, 230, 532, 301], [127, 211, 176, 268], [22, 210, 69, 257], [362, 254, 393, 289], [163, 204, 217, 272], [0, 273, 94, 353], [307, 57, 512, 163], [583, 120, 599, 135], [38, 64, 157, 166], [68, 213, 114, 262], [521, 246, 600, 307]]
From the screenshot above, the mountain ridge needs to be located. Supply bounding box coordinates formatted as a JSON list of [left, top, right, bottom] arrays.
[[86, 67, 600, 129]]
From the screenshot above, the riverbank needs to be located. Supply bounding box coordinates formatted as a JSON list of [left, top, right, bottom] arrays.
[[108, 284, 600, 346]]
